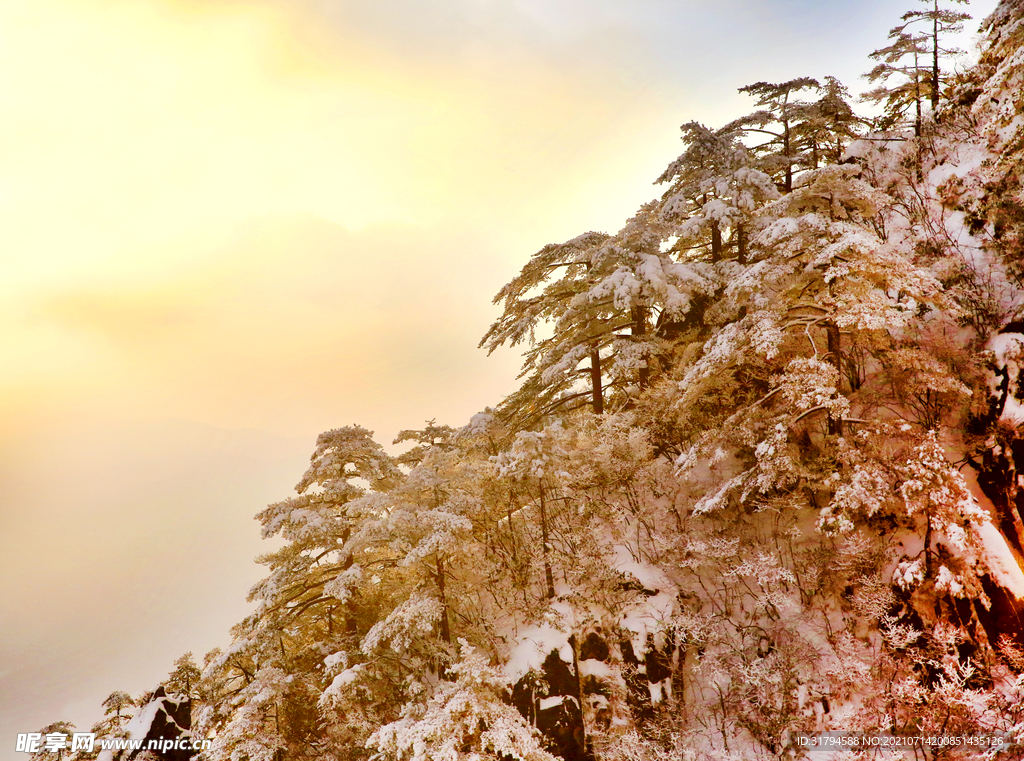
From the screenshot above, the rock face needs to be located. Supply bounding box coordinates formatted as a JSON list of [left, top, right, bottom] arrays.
[[510, 619, 678, 760], [512, 649, 589, 761], [97, 687, 193, 761], [977, 325, 1024, 551], [969, 324, 1024, 652], [127, 687, 193, 761]]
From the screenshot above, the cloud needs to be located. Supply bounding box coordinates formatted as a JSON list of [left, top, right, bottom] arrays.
[[16, 215, 524, 439], [41, 290, 208, 345], [0, 415, 313, 746], [0, 0, 681, 291], [0, 0, 685, 445]]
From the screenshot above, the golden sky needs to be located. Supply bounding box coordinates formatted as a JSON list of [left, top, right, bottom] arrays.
[[0, 0, 1000, 749], [0, 0, 681, 438]]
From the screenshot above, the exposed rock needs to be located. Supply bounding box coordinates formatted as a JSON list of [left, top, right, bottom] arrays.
[[98, 687, 193, 761]]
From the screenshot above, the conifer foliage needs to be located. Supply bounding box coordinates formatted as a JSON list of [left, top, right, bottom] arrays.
[[863, 0, 972, 133]]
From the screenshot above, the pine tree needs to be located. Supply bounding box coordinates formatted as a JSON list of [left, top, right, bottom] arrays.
[[31, 722, 76, 761], [101, 692, 134, 727], [656, 121, 779, 265], [864, 0, 972, 133], [198, 426, 403, 761], [724, 77, 822, 193], [794, 76, 862, 167], [903, 0, 972, 110], [481, 231, 615, 424], [393, 420, 456, 467], [482, 220, 713, 428], [863, 31, 931, 135], [252, 425, 402, 635], [165, 653, 202, 699]]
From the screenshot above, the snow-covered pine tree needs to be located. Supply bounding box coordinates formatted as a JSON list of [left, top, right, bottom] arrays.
[[480, 231, 617, 426], [899, 0, 973, 110], [76, 692, 136, 759], [101, 692, 135, 731], [580, 204, 716, 394], [30, 722, 76, 761], [863, 29, 932, 135], [656, 120, 779, 266], [863, 0, 971, 136], [482, 214, 715, 429], [793, 77, 863, 169], [197, 426, 402, 761], [724, 77, 822, 193], [392, 421, 457, 467], [165, 654, 201, 700]]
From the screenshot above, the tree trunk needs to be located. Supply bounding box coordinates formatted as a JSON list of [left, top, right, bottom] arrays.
[[435, 555, 452, 644], [825, 321, 844, 436], [711, 220, 723, 262], [931, 0, 940, 110], [342, 527, 358, 634], [569, 634, 588, 754], [737, 222, 746, 264], [589, 346, 604, 414], [914, 49, 923, 138], [924, 509, 934, 579], [538, 481, 556, 600], [632, 305, 649, 389], [783, 119, 793, 193], [507, 495, 519, 563]]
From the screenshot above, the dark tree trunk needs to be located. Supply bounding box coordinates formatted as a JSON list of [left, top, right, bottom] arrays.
[[538, 482, 556, 600], [341, 527, 358, 634], [632, 305, 649, 388], [932, 1, 940, 110], [783, 119, 793, 193], [915, 49, 923, 138], [589, 347, 604, 414], [826, 321, 844, 436], [435, 555, 452, 644]]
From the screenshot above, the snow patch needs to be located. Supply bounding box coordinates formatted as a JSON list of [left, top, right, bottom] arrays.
[[578, 659, 614, 679], [538, 695, 565, 711], [927, 142, 988, 186], [96, 699, 162, 761], [987, 332, 1024, 371], [613, 546, 676, 657], [962, 466, 1024, 599], [328, 664, 363, 691], [504, 619, 573, 682], [975, 519, 1024, 599]]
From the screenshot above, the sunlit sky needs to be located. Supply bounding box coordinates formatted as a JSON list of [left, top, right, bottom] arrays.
[[0, 0, 999, 751]]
